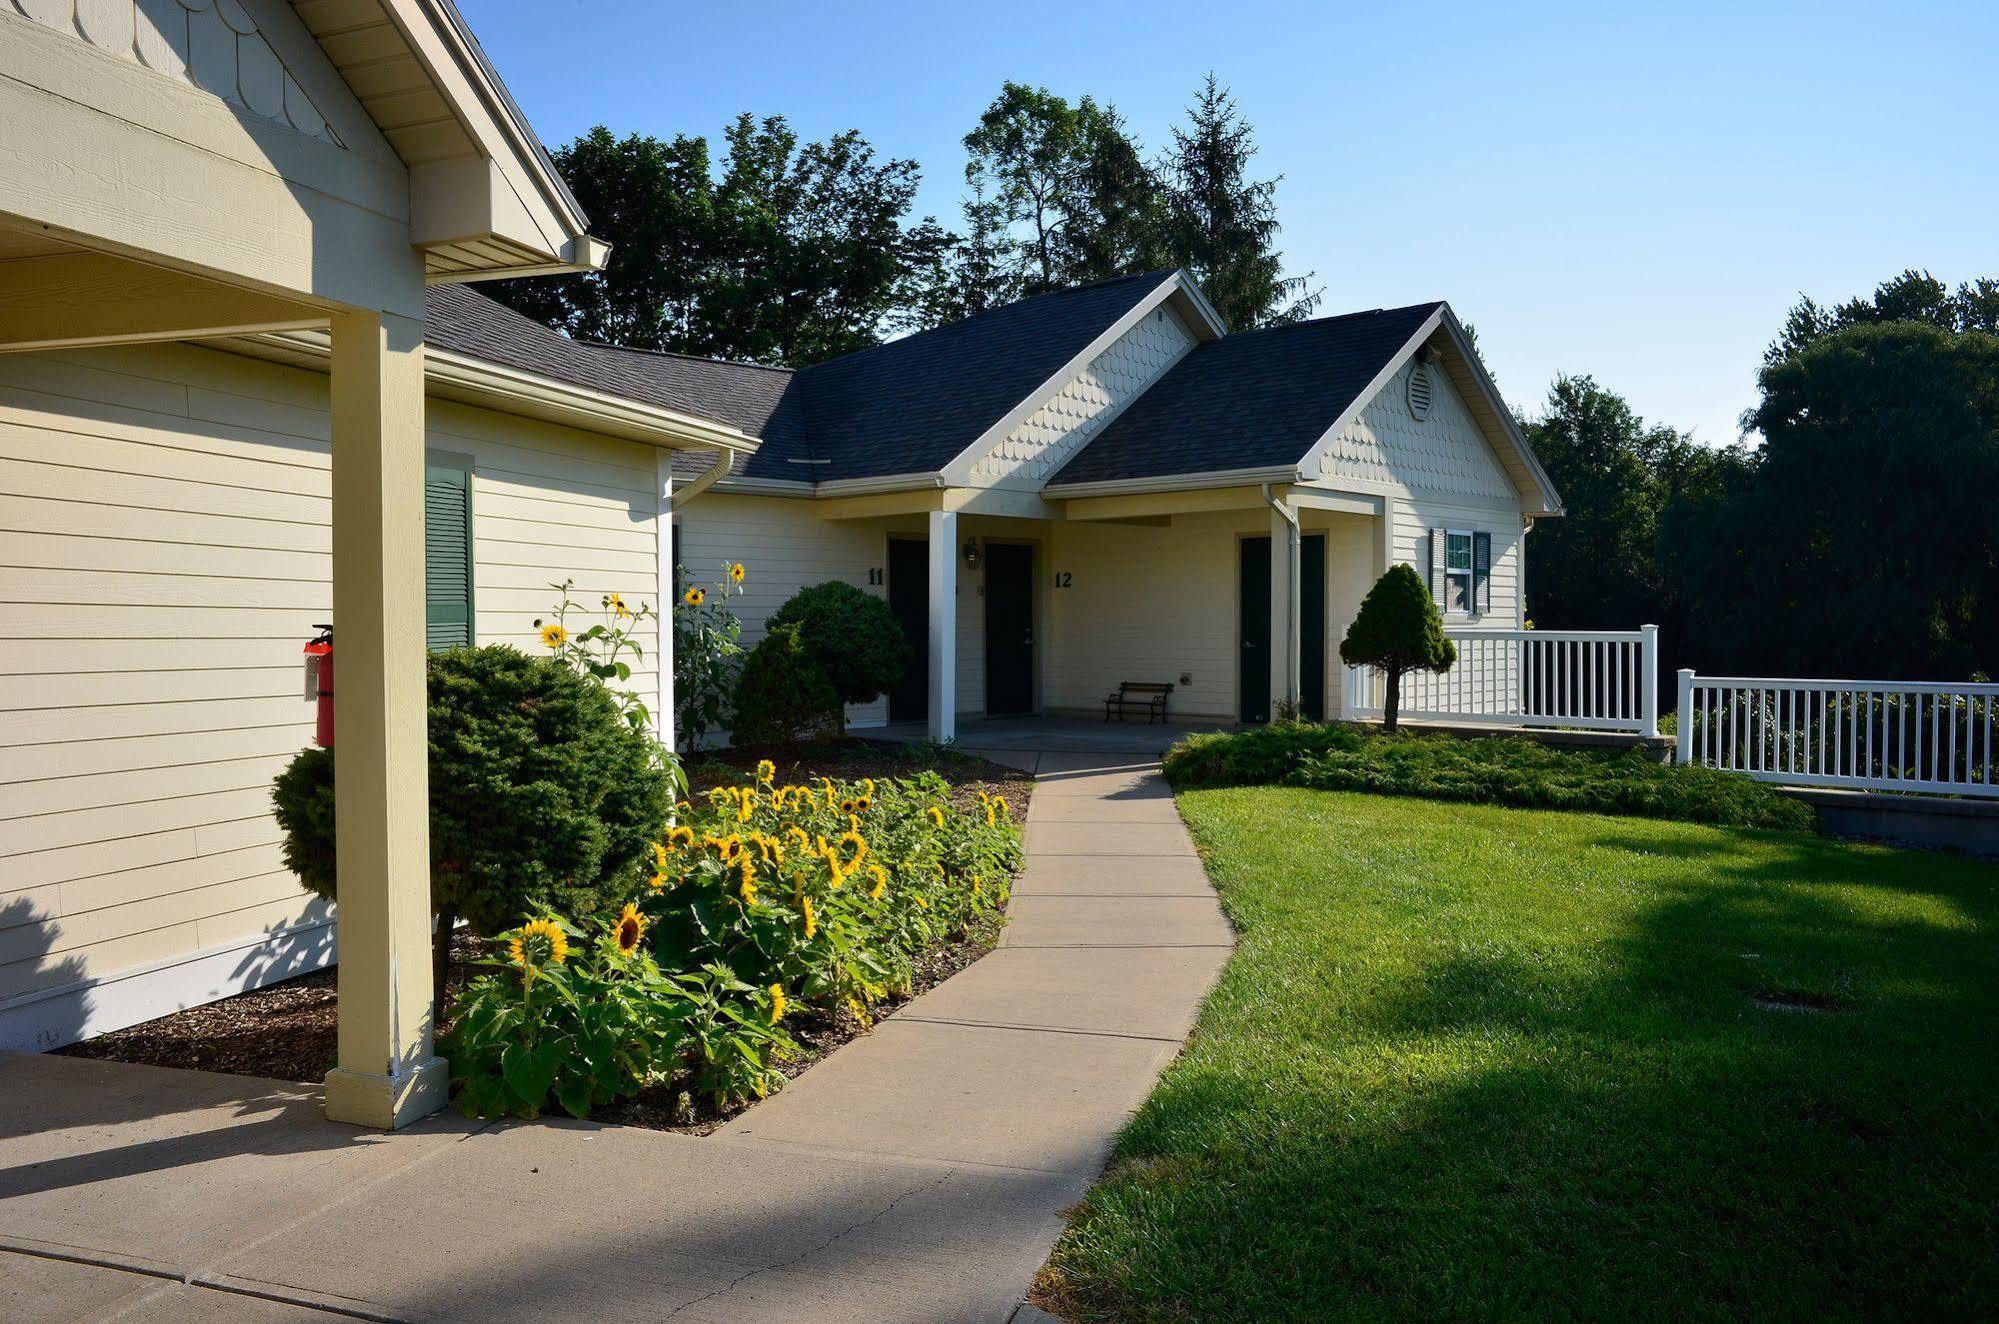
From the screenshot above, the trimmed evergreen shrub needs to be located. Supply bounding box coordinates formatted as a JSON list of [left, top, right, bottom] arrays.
[[1163, 723, 1816, 831], [1339, 564, 1456, 732], [271, 645, 674, 943], [729, 623, 839, 746], [766, 581, 909, 729]]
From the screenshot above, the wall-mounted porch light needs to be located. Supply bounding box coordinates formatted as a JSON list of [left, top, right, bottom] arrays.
[[963, 538, 982, 570]]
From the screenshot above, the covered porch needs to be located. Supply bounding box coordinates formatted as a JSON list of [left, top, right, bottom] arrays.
[[810, 480, 1390, 741]]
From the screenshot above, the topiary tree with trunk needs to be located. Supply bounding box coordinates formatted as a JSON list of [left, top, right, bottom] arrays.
[[271, 645, 673, 1005], [765, 580, 909, 733], [1339, 564, 1456, 733]]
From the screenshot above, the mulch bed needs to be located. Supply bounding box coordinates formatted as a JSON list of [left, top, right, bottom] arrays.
[[58, 744, 1032, 1134]]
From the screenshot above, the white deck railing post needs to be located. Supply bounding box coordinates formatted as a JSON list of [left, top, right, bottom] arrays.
[[1641, 624, 1660, 739], [1675, 668, 1695, 764]]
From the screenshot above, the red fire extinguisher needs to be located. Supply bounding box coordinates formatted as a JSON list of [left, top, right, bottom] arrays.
[[304, 625, 334, 748]]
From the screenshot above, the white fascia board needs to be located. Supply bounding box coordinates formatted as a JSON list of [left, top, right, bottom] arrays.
[[1046, 464, 1304, 500], [1290, 306, 1448, 485], [386, 0, 599, 266], [934, 272, 1187, 488], [813, 473, 948, 497], [1435, 305, 1564, 516], [713, 476, 815, 496]]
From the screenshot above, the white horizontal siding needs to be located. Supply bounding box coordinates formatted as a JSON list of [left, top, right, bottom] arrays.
[[0, 341, 667, 1044]]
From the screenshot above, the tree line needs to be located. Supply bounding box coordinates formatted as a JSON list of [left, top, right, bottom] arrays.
[[489, 75, 1316, 362], [1524, 270, 1999, 684]]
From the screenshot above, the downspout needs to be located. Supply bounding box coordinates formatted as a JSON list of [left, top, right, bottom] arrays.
[[1262, 483, 1300, 716], [669, 448, 732, 510]]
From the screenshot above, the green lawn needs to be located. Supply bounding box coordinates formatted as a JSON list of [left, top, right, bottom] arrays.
[[1041, 789, 1999, 1321]]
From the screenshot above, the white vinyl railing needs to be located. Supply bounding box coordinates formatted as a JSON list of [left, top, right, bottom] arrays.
[[1676, 671, 1999, 798], [1345, 625, 1659, 736]]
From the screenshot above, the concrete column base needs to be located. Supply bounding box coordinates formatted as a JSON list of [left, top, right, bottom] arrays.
[[324, 1056, 449, 1130]]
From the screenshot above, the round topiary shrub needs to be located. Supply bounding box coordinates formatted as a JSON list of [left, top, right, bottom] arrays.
[[1339, 564, 1457, 732], [272, 645, 673, 947], [730, 623, 839, 747], [766, 581, 909, 730]]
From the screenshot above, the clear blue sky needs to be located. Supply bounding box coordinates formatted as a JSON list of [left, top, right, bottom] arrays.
[[460, 0, 1998, 446]]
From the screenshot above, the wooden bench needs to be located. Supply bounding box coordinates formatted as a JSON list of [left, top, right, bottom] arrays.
[[1103, 681, 1173, 724]]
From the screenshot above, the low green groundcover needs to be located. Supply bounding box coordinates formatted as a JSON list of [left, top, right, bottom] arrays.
[[1040, 788, 1999, 1320], [1163, 721, 1814, 830]]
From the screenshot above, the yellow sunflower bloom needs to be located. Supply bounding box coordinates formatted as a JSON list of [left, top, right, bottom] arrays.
[[927, 806, 945, 829], [755, 759, 776, 785], [539, 622, 567, 649], [768, 983, 787, 1023], [739, 857, 758, 906], [683, 586, 706, 607], [607, 592, 631, 621], [861, 778, 875, 798], [801, 895, 817, 939], [648, 871, 669, 893], [668, 824, 696, 850], [613, 902, 646, 956], [839, 829, 867, 867], [729, 562, 747, 583], [508, 917, 568, 976], [868, 863, 888, 900]]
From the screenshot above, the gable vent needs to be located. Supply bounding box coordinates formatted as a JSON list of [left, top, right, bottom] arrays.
[[1406, 363, 1433, 420]]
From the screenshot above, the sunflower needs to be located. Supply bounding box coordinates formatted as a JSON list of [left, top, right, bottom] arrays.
[[927, 806, 945, 829], [613, 902, 646, 956], [729, 562, 747, 583], [738, 855, 758, 905], [839, 829, 867, 867], [801, 895, 817, 939], [755, 759, 776, 785], [683, 586, 706, 607], [648, 871, 669, 893], [867, 863, 888, 900], [606, 592, 631, 621], [539, 622, 567, 649], [768, 983, 787, 1023], [508, 917, 568, 975], [668, 824, 696, 850]]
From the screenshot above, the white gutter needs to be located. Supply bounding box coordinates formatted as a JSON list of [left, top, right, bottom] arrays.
[[1047, 464, 1301, 501]]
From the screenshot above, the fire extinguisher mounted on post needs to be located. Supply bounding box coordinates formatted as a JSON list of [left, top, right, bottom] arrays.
[[304, 624, 334, 748]]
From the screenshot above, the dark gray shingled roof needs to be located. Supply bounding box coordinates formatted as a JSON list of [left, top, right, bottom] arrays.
[[424, 284, 793, 437], [738, 270, 1174, 483], [429, 273, 1174, 484], [1045, 301, 1445, 488]]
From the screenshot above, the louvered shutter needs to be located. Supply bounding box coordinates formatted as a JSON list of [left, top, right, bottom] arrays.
[[1473, 531, 1492, 614], [425, 464, 473, 649], [1428, 527, 1447, 609]]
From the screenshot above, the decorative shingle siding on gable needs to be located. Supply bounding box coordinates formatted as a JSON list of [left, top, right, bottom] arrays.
[[969, 304, 1195, 490], [1313, 360, 1516, 504]]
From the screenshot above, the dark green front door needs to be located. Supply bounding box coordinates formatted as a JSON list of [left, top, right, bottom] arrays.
[[1302, 534, 1326, 721], [1239, 537, 1270, 723]]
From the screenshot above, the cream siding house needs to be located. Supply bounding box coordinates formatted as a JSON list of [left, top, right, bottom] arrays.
[[0, 0, 755, 1127], [665, 272, 1560, 737], [0, 1, 1559, 1120]]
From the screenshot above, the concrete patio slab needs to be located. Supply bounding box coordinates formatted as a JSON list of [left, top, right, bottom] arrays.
[[1000, 894, 1235, 950], [1009, 853, 1217, 896]]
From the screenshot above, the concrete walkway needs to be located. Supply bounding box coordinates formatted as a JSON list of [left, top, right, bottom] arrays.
[[0, 751, 1232, 1323]]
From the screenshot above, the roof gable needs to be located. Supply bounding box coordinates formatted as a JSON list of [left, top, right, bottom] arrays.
[[1046, 302, 1442, 488], [738, 271, 1179, 484]]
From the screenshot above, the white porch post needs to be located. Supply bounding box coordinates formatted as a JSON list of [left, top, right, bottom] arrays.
[[323, 310, 446, 1129], [1270, 504, 1301, 719], [927, 510, 958, 742], [655, 451, 675, 754]]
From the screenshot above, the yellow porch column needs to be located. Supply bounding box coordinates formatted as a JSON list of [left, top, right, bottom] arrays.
[[323, 309, 446, 1129]]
